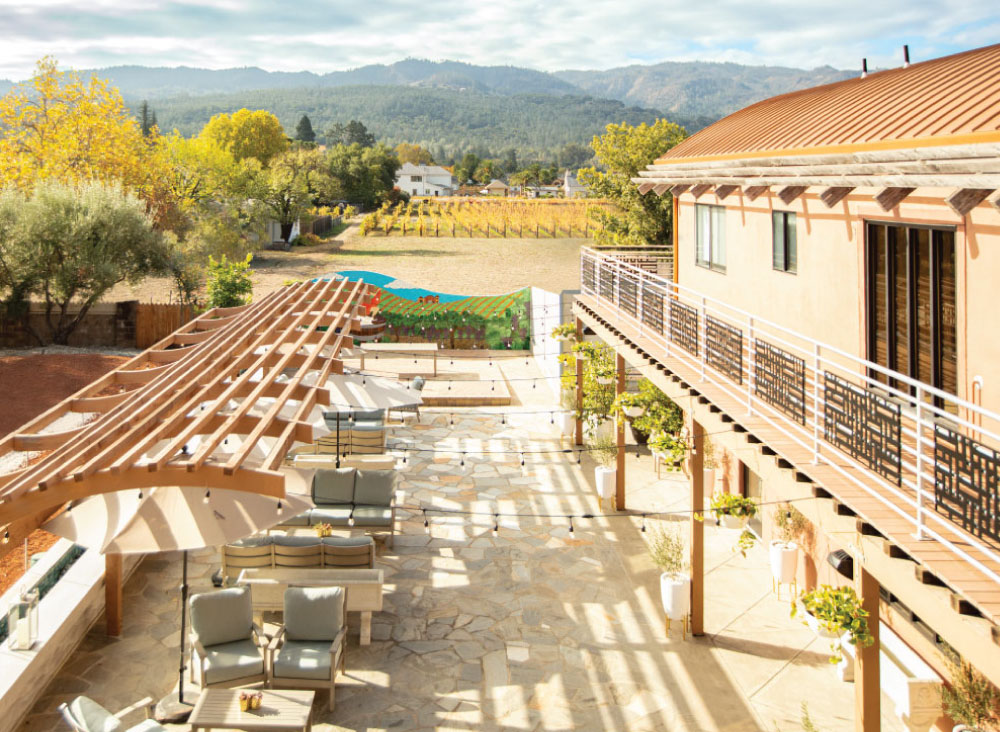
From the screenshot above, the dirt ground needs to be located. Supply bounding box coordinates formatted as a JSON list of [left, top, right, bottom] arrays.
[[106, 222, 586, 303], [0, 351, 128, 594]]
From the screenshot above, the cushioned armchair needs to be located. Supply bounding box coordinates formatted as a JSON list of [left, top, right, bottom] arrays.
[[58, 695, 165, 731], [189, 586, 267, 690], [269, 587, 347, 708]]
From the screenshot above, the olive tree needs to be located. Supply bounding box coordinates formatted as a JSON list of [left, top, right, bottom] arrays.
[[0, 181, 168, 344]]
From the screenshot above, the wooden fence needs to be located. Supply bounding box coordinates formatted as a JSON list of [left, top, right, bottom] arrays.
[[135, 303, 193, 349]]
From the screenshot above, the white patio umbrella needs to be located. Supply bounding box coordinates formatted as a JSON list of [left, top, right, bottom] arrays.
[[44, 470, 314, 718]]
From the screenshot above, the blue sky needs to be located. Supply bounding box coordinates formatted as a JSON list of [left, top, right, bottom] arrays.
[[0, 0, 997, 79]]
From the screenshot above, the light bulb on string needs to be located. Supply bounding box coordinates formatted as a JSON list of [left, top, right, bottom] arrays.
[[277, 499, 284, 515], [2, 529, 9, 544], [137, 490, 143, 500], [203, 489, 211, 504], [423, 509, 430, 533], [348, 509, 355, 527], [576, 449, 582, 464], [640, 514, 647, 533], [460, 453, 465, 467], [568, 516, 574, 534], [492, 514, 499, 537], [520, 452, 525, 467]]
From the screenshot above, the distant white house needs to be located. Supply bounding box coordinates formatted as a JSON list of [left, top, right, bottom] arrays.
[[395, 163, 456, 197], [563, 170, 587, 198]]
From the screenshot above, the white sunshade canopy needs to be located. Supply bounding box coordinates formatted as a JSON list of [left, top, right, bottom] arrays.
[[323, 372, 423, 412], [44, 468, 315, 554]]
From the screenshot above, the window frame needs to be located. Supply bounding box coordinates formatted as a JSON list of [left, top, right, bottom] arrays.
[[695, 203, 727, 273], [772, 210, 797, 274]]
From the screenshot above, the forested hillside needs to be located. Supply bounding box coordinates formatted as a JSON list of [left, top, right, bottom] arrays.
[[555, 61, 856, 117], [146, 86, 683, 159]]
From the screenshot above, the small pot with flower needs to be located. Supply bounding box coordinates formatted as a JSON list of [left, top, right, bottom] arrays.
[[770, 504, 807, 585], [710, 492, 759, 530], [313, 522, 333, 538], [590, 435, 618, 501], [792, 584, 874, 664]]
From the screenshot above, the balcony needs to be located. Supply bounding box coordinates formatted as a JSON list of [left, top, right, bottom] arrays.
[[575, 246, 1000, 624]]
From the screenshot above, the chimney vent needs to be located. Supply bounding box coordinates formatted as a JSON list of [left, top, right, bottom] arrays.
[[861, 58, 868, 79], [903, 45, 910, 68]]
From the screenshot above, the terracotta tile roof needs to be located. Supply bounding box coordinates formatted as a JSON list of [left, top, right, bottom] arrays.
[[657, 44, 1000, 165]]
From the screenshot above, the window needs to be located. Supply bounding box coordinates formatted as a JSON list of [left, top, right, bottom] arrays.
[[695, 204, 726, 272], [412, 175, 422, 182], [772, 211, 797, 273]]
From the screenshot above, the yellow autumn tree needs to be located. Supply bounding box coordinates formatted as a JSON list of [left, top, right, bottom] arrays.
[[200, 109, 288, 165], [0, 58, 155, 191]]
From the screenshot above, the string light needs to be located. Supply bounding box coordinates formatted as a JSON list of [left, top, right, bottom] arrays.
[[137, 490, 143, 500], [640, 514, 647, 532], [568, 516, 574, 534], [203, 489, 211, 504], [2, 529, 9, 544], [276, 499, 283, 515], [492, 514, 500, 537], [348, 509, 355, 527], [520, 452, 525, 466], [423, 508, 429, 533]]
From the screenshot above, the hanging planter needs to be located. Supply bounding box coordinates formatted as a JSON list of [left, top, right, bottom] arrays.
[[793, 585, 875, 663], [709, 492, 759, 529], [596, 374, 614, 386]]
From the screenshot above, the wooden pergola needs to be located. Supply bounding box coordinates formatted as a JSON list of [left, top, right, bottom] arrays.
[[0, 276, 373, 565]]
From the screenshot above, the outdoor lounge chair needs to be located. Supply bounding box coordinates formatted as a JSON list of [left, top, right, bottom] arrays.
[[188, 586, 267, 690], [268, 586, 347, 708], [58, 695, 166, 732]]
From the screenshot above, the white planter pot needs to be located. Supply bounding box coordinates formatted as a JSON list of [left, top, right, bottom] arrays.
[[624, 405, 644, 418], [719, 513, 747, 530], [799, 604, 842, 639], [703, 468, 716, 491], [559, 412, 576, 437], [596, 376, 614, 386], [660, 572, 691, 621], [595, 466, 616, 500], [769, 541, 798, 584]]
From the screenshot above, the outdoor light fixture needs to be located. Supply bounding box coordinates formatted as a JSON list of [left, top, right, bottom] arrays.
[[348, 510, 355, 527], [203, 490, 211, 504], [276, 500, 284, 515]]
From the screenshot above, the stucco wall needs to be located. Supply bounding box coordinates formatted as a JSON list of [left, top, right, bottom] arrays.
[[675, 188, 1000, 416]]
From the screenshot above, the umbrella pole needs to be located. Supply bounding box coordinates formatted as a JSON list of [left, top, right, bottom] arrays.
[[155, 550, 193, 723], [336, 417, 341, 468]]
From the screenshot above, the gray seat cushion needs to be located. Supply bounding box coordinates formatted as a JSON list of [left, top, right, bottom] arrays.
[[230, 536, 273, 548], [321, 535, 374, 547], [312, 468, 357, 504], [350, 421, 385, 432], [68, 696, 122, 732], [130, 720, 169, 732], [351, 506, 393, 526], [284, 586, 344, 641], [309, 507, 354, 526], [190, 587, 253, 647], [281, 512, 311, 527], [272, 535, 322, 548], [354, 470, 395, 506], [272, 640, 332, 681], [201, 638, 264, 685]]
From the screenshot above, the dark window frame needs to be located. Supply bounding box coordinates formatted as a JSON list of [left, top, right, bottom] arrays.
[[772, 210, 797, 274], [695, 203, 727, 273]]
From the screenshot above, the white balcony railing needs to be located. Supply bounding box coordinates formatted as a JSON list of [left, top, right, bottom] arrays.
[[579, 247, 1000, 586]]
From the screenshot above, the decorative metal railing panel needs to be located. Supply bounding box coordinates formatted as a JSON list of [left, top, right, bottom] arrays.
[[934, 425, 1000, 543], [599, 264, 616, 302], [823, 372, 902, 485], [582, 258, 596, 292], [705, 315, 743, 384], [620, 278, 637, 318], [641, 286, 664, 335], [754, 339, 806, 424], [669, 301, 699, 356]]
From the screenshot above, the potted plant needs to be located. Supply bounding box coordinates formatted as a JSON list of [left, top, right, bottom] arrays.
[[558, 342, 615, 439], [771, 504, 808, 586], [703, 435, 718, 492], [313, 522, 333, 538], [649, 430, 687, 470], [792, 584, 875, 663], [550, 322, 578, 343], [591, 434, 618, 501], [648, 524, 690, 624], [614, 391, 646, 419], [595, 362, 615, 386], [710, 492, 759, 530], [943, 661, 1000, 732]]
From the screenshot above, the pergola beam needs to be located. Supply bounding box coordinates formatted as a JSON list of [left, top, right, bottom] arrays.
[[689, 184, 713, 199], [875, 187, 915, 211], [713, 184, 738, 200], [946, 188, 995, 217], [743, 185, 769, 201], [820, 186, 854, 208], [777, 186, 808, 205]]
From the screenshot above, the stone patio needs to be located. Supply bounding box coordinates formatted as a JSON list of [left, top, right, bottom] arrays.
[[19, 370, 907, 731]]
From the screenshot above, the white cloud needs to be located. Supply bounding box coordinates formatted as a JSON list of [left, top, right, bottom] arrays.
[[0, 0, 995, 79]]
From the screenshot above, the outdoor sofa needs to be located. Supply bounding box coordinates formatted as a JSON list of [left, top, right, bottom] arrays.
[[278, 468, 399, 546], [220, 534, 375, 581]]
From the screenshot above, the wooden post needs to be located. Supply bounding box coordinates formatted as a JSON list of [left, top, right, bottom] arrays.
[[854, 566, 880, 732], [105, 553, 123, 637], [575, 318, 584, 446], [615, 353, 626, 510], [690, 419, 705, 636]]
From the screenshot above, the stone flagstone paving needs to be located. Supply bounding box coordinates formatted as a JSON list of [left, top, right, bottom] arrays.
[[20, 405, 906, 731]]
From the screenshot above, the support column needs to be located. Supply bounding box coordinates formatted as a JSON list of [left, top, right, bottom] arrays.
[[574, 318, 584, 446], [105, 553, 123, 637], [615, 352, 626, 511], [854, 566, 880, 732], [690, 419, 705, 636]]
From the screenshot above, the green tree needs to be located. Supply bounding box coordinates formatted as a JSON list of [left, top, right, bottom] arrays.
[[295, 114, 316, 143], [472, 160, 500, 184], [139, 100, 156, 137], [325, 120, 375, 147], [556, 142, 592, 170], [0, 181, 168, 344], [206, 253, 253, 308], [326, 143, 400, 209], [577, 119, 686, 248], [454, 152, 481, 184], [251, 148, 331, 241], [201, 109, 289, 165]]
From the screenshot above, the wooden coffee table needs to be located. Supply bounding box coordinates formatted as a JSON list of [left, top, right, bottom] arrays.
[[188, 689, 315, 731]]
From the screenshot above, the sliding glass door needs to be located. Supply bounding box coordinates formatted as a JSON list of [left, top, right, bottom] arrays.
[[866, 222, 957, 403]]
